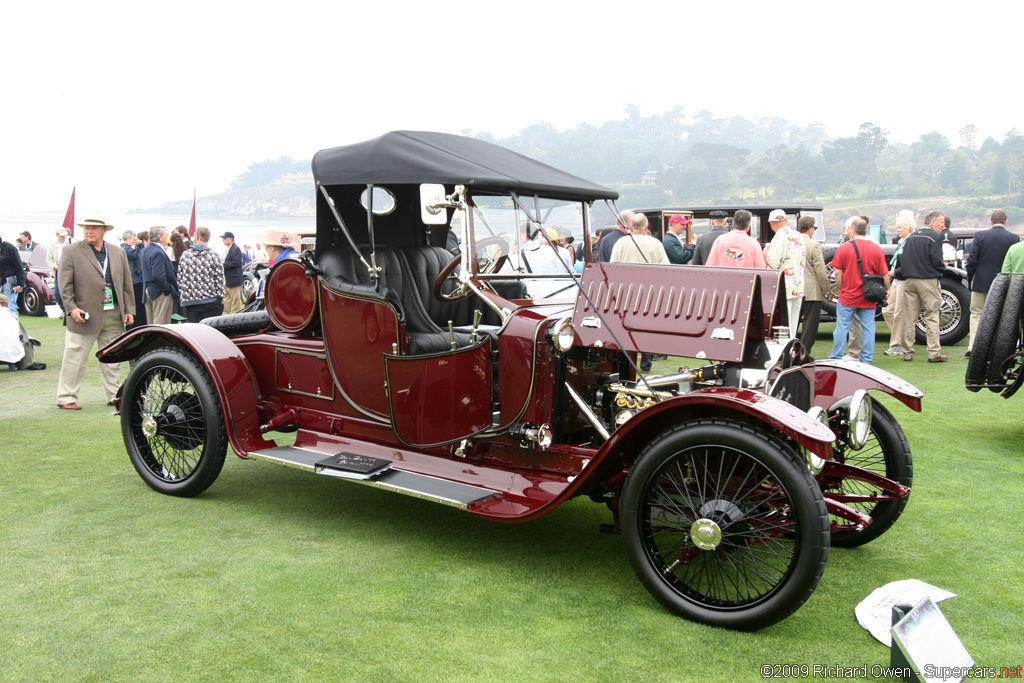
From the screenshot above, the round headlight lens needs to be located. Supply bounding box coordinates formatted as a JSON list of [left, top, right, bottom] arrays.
[[847, 389, 873, 450], [536, 424, 553, 450], [551, 317, 575, 353]]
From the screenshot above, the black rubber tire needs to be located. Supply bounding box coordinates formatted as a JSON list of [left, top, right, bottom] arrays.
[[201, 309, 272, 337], [121, 347, 228, 497], [965, 273, 1010, 390], [620, 418, 830, 631], [988, 274, 1024, 389], [823, 400, 913, 548], [18, 284, 45, 317]]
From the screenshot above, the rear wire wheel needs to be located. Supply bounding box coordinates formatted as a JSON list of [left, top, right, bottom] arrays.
[[620, 418, 830, 631], [824, 400, 912, 548], [121, 347, 228, 497]]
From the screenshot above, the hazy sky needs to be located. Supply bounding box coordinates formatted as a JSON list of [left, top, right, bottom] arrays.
[[2, 0, 1018, 214]]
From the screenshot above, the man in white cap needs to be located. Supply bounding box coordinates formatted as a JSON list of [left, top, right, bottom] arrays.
[[764, 209, 806, 338], [56, 215, 135, 410], [47, 226, 72, 315]]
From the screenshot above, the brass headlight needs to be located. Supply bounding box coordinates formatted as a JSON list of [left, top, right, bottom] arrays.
[[549, 316, 575, 353]]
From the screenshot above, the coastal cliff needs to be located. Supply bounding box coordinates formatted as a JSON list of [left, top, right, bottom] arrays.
[[147, 182, 315, 218]]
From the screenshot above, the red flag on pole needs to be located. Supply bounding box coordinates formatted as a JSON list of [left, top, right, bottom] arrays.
[[188, 191, 196, 238], [62, 187, 76, 238]]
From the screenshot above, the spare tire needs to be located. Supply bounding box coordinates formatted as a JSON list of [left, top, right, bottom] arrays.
[[987, 273, 1024, 389], [201, 310, 272, 338], [965, 273, 1010, 390]]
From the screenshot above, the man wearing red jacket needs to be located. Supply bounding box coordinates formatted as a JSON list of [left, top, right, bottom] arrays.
[[827, 219, 889, 364]]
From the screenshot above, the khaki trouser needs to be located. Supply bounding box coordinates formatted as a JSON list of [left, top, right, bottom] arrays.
[[968, 291, 987, 351], [145, 291, 174, 325], [847, 315, 864, 358], [56, 309, 125, 405], [900, 277, 942, 358], [883, 279, 910, 350], [223, 285, 243, 315]]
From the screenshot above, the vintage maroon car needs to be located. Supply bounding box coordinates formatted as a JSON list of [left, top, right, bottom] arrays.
[[19, 245, 56, 316], [100, 132, 923, 630]]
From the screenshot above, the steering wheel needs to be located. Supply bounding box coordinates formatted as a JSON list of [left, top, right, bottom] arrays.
[[474, 236, 510, 274], [433, 237, 510, 303], [433, 252, 470, 302]]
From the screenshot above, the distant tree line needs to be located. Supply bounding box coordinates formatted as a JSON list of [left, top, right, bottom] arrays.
[[231, 156, 309, 190], [467, 108, 1024, 212]]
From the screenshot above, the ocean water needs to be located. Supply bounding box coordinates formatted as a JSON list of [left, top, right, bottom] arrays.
[[0, 210, 314, 256]]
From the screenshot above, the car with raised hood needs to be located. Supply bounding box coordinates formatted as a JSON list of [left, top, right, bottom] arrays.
[[100, 131, 923, 631]]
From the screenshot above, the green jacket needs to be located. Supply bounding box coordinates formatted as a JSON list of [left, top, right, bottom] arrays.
[[1002, 241, 1024, 273]]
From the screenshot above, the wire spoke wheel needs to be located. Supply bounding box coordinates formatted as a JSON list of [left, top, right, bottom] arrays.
[[121, 348, 227, 497], [621, 418, 829, 630], [823, 400, 912, 548]]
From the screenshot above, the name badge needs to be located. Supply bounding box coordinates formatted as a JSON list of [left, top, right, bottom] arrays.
[[103, 286, 115, 311]]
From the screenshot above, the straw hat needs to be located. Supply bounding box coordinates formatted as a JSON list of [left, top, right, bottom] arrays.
[[76, 215, 115, 231]]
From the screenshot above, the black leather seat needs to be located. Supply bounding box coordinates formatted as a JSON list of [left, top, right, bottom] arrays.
[[317, 245, 477, 355]]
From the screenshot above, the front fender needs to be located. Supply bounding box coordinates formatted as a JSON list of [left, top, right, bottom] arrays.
[[808, 360, 922, 412], [99, 323, 272, 456], [598, 386, 836, 463]]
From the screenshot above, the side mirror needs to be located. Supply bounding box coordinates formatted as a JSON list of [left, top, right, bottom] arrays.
[[421, 183, 448, 225]]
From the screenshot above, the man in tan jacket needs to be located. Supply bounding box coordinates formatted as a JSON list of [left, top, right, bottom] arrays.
[[56, 215, 135, 410], [797, 216, 830, 355]]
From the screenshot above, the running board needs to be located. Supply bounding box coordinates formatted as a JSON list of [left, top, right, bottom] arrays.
[[246, 446, 499, 510]]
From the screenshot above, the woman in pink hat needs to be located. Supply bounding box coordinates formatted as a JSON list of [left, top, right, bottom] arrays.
[[257, 228, 299, 266]]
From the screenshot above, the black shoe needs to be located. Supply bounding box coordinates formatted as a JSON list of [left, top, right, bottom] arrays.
[[964, 351, 971, 358]]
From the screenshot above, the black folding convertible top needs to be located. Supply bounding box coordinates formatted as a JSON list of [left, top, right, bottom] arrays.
[[312, 131, 618, 201]]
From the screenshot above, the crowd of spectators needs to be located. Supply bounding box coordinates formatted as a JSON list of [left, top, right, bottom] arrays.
[[4, 206, 1021, 405]]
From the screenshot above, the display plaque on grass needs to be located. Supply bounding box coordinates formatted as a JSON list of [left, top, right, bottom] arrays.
[[890, 596, 973, 683]]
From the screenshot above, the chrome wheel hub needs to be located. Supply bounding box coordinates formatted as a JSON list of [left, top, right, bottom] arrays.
[[142, 415, 158, 439], [690, 517, 722, 550]]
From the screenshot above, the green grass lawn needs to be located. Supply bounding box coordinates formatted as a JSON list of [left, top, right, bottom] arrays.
[[2, 316, 1021, 681]]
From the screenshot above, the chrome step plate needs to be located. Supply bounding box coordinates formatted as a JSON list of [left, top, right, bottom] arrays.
[[246, 446, 498, 509]]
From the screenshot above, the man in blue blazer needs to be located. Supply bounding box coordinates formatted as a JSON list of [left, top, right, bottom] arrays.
[[140, 226, 178, 325], [965, 209, 1020, 355]]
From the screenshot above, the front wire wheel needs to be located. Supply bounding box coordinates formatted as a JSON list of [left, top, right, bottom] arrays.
[[121, 348, 228, 497], [620, 418, 830, 631], [822, 399, 912, 548]]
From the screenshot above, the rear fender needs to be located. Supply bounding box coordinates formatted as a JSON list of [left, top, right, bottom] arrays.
[[808, 360, 922, 412], [596, 387, 836, 469], [99, 323, 271, 456]]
